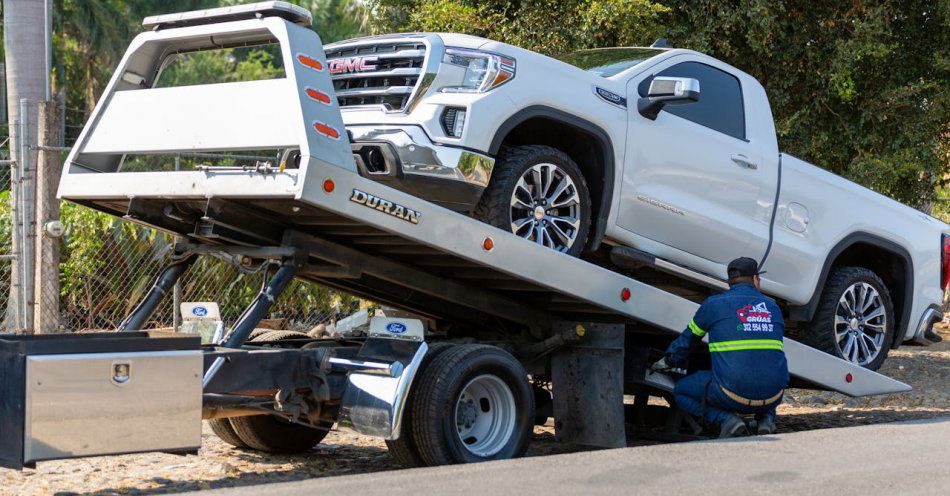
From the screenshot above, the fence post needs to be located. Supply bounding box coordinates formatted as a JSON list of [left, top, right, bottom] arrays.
[[33, 100, 62, 333], [18, 99, 35, 333]]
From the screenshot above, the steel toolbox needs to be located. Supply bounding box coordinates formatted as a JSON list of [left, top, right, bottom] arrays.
[[0, 332, 202, 469]]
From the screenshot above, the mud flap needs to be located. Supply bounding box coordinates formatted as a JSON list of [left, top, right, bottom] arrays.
[[551, 322, 625, 448]]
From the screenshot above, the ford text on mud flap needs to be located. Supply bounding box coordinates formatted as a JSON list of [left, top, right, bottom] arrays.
[[14, 1, 913, 470]]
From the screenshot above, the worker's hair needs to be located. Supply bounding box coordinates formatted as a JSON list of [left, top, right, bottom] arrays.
[[727, 275, 756, 286]]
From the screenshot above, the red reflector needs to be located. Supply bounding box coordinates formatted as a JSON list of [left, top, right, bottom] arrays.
[[845, 372, 853, 383], [323, 179, 335, 193], [296, 53, 324, 71], [305, 87, 332, 105], [482, 237, 494, 251], [621, 288, 631, 302], [941, 234, 950, 290], [313, 121, 341, 140]]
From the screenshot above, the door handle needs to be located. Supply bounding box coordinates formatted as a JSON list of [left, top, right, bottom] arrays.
[[731, 154, 757, 170]]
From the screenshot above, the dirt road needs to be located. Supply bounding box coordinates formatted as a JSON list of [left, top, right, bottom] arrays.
[[2, 325, 947, 495]]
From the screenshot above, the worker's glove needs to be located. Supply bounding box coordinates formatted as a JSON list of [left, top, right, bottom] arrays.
[[650, 357, 672, 372]]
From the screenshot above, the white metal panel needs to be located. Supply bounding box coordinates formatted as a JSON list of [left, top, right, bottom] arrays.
[[58, 170, 300, 200], [82, 80, 300, 154]]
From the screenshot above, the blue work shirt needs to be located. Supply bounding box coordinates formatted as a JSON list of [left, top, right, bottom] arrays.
[[665, 282, 789, 400]]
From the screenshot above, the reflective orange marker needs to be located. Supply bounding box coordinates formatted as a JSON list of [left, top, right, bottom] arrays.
[[323, 178, 335, 193], [313, 121, 341, 140], [305, 87, 332, 105], [483, 237, 494, 251], [621, 288, 631, 302], [297, 53, 324, 71]]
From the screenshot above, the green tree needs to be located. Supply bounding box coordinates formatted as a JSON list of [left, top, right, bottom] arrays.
[[371, 0, 949, 208], [371, 0, 669, 54], [660, 0, 949, 207]]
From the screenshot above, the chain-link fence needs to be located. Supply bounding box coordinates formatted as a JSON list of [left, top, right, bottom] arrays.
[[54, 206, 358, 332], [1, 102, 361, 335]]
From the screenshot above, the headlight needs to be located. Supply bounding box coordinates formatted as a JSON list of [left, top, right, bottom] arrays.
[[441, 48, 516, 93]]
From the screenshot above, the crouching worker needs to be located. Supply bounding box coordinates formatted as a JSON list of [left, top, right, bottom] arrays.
[[652, 257, 789, 438]]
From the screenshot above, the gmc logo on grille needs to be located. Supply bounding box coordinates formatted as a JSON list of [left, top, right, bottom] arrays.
[[328, 56, 379, 75]]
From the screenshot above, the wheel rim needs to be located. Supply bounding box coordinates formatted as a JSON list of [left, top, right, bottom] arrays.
[[834, 282, 887, 366], [454, 374, 516, 457], [509, 163, 581, 252]]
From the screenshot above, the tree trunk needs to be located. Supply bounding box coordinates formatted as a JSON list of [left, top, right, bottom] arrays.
[[3, 0, 47, 332], [34, 100, 62, 333]]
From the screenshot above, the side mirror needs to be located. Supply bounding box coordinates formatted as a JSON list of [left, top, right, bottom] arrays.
[[637, 77, 700, 120]]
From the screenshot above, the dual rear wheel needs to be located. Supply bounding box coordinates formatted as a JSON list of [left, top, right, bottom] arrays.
[[210, 341, 535, 466]]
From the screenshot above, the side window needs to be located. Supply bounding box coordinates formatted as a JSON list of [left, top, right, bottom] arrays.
[[637, 61, 746, 140]]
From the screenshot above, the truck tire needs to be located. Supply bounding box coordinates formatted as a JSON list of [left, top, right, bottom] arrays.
[[229, 415, 332, 454], [208, 418, 248, 449], [475, 145, 591, 256], [219, 331, 331, 453], [801, 266, 894, 371], [385, 342, 455, 467], [411, 344, 534, 465]]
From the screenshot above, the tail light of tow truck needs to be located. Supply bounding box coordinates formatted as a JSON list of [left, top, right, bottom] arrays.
[[941, 234, 950, 290]]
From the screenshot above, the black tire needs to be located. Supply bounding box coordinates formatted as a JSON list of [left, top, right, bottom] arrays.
[[223, 331, 331, 453], [800, 266, 895, 371], [208, 418, 248, 449], [411, 344, 534, 465], [475, 145, 591, 256], [229, 415, 331, 454], [385, 342, 455, 467]]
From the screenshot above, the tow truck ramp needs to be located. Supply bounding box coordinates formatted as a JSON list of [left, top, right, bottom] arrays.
[[1, 1, 908, 470]]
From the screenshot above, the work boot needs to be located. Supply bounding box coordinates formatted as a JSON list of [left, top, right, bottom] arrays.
[[756, 417, 776, 435], [719, 415, 749, 438]]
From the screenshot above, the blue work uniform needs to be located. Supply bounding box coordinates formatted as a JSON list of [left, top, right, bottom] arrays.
[[664, 282, 789, 427]]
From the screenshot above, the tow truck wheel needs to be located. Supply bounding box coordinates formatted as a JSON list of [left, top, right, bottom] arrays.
[[208, 418, 248, 448], [213, 330, 331, 453], [385, 342, 455, 467], [229, 415, 332, 454], [801, 266, 895, 371], [411, 344, 534, 465], [475, 145, 591, 256]]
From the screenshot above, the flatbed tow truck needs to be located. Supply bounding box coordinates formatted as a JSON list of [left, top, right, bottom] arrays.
[[0, 2, 911, 470]]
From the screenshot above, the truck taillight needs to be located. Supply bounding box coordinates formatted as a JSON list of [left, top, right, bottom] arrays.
[[942, 234, 950, 290]]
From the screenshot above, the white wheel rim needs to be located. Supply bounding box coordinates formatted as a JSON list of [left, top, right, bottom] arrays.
[[834, 282, 887, 366], [509, 163, 581, 252], [454, 374, 516, 457]]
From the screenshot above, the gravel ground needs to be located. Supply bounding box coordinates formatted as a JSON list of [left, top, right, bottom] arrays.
[[3, 325, 948, 496]]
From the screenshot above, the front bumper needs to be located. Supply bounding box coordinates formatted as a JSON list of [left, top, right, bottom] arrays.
[[347, 125, 494, 211]]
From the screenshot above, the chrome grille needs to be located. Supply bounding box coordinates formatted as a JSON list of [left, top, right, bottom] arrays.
[[325, 41, 427, 112]]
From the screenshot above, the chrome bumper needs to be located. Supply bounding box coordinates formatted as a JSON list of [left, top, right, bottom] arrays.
[[347, 125, 494, 211]]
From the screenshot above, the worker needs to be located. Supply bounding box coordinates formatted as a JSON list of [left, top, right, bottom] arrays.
[[652, 257, 788, 437]]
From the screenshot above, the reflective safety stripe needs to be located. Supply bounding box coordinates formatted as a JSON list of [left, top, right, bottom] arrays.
[[688, 319, 706, 337], [708, 339, 783, 352]]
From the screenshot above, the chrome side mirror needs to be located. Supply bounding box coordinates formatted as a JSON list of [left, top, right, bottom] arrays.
[[637, 77, 700, 120]]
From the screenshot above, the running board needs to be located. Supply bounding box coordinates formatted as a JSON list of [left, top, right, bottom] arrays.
[[610, 245, 729, 291]]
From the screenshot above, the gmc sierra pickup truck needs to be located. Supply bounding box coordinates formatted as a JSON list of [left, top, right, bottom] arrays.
[[325, 33, 949, 370]]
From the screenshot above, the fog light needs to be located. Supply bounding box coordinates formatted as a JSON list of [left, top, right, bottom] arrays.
[[441, 107, 467, 137]]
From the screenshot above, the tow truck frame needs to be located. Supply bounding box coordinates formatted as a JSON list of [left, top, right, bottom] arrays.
[[0, 1, 911, 470]]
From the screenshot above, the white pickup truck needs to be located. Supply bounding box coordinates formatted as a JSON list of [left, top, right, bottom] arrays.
[[326, 33, 949, 370]]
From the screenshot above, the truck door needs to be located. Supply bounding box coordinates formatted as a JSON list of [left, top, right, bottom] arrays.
[[619, 58, 772, 266]]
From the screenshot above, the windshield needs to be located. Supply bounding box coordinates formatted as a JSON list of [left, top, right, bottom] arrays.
[[557, 48, 666, 77]]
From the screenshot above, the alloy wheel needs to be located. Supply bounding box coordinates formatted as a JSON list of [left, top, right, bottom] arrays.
[[834, 282, 887, 366], [509, 163, 581, 252]]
